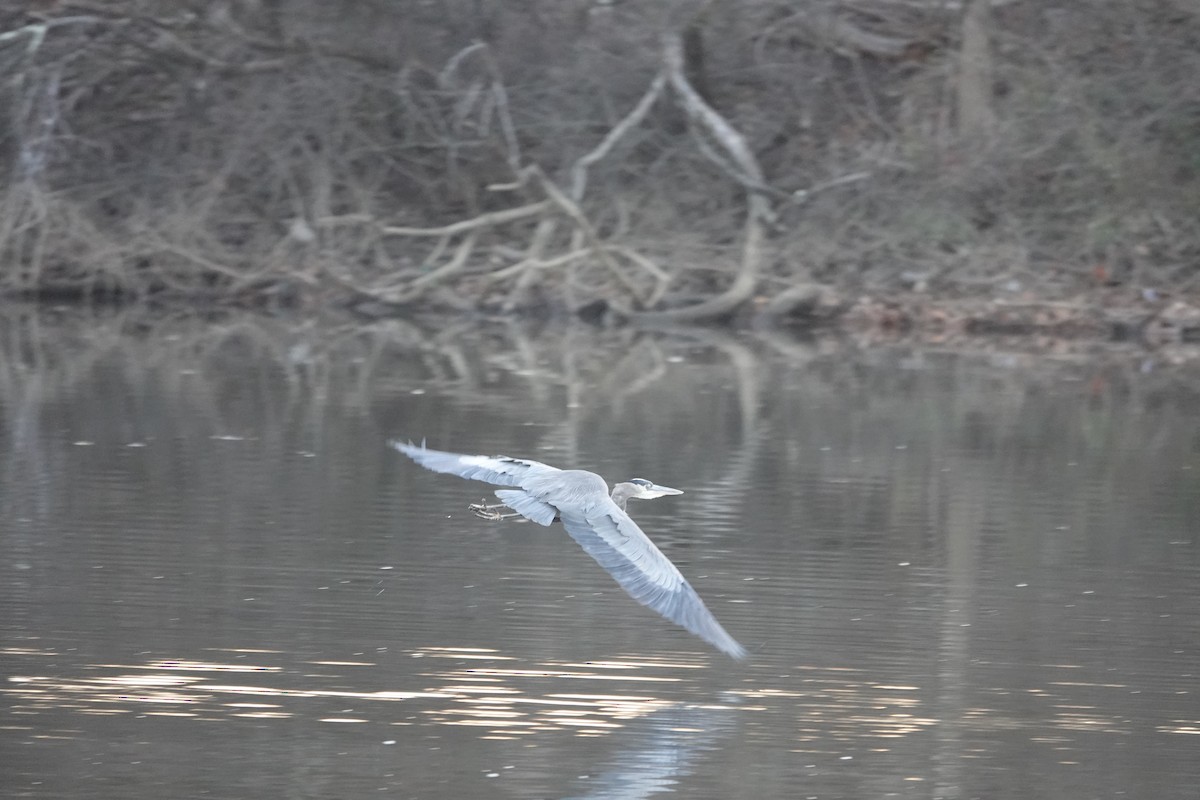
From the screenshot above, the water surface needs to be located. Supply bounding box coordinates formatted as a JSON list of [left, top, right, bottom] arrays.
[[1, 312, 1197, 798]]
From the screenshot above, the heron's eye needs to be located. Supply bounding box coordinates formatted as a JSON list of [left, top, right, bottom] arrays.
[[630, 478, 651, 487]]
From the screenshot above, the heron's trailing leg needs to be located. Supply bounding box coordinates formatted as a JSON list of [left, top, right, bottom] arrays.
[[469, 499, 528, 522]]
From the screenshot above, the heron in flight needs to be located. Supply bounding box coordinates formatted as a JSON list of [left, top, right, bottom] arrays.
[[392, 441, 747, 660]]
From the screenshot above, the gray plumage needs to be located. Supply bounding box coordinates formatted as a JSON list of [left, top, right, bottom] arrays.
[[392, 440, 747, 660]]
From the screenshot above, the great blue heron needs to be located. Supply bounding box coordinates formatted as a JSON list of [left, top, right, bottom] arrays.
[[392, 441, 747, 660]]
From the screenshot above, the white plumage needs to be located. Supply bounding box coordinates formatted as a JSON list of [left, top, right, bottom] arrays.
[[392, 440, 747, 660]]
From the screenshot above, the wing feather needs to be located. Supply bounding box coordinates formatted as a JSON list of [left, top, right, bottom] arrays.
[[494, 489, 558, 526], [389, 440, 558, 487], [558, 500, 747, 660]]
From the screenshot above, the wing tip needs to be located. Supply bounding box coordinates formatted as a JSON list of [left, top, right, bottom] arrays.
[[706, 625, 749, 661], [723, 639, 749, 661]]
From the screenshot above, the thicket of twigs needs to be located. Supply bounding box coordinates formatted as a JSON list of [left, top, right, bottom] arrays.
[[0, 1, 1197, 325]]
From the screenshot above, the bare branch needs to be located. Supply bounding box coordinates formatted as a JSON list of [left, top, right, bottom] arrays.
[[386, 230, 479, 303], [439, 42, 488, 87], [791, 171, 873, 203], [376, 202, 550, 237], [0, 16, 103, 50], [521, 166, 644, 302], [663, 35, 764, 186], [631, 32, 772, 322], [569, 72, 667, 202]]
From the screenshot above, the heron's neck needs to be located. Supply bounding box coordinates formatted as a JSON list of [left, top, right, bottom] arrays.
[[610, 484, 634, 510]]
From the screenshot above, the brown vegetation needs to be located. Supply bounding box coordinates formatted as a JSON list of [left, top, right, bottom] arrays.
[[1, 1, 1198, 335]]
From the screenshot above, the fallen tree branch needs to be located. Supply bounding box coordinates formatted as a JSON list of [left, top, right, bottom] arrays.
[[308, 41, 730, 314], [374, 201, 550, 237], [608, 245, 672, 308], [521, 165, 645, 302], [790, 170, 873, 203], [485, 242, 669, 304], [630, 32, 772, 322], [382, 230, 479, 304]]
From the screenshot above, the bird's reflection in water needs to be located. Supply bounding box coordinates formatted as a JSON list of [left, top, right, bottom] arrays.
[[563, 697, 739, 800]]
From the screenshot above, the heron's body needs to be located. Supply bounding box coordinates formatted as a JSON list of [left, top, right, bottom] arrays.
[[392, 441, 747, 660]]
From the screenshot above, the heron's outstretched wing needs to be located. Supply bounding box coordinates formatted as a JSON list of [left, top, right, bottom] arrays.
[[558, 500, 747, 660], [390, 440, 559, 487], [493, 489, 558, 527]]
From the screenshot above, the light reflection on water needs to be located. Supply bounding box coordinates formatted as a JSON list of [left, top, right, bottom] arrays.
[[0, 311, 1198, 798], [3, 647, 707, 736]]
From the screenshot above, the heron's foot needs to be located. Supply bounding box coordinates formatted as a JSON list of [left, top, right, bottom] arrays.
[[468, 500, 522, 522]]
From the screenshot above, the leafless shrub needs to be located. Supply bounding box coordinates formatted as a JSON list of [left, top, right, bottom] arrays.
[[0, 1, 1195, 314]]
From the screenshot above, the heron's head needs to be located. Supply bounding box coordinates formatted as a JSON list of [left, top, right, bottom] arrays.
[[613, 477, 684, 508]]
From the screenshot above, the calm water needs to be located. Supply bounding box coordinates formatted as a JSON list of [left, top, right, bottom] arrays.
[[1, 311, 1198, 799]]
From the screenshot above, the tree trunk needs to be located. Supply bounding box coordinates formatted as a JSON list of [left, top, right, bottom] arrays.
[[957, 0, 995, 141]]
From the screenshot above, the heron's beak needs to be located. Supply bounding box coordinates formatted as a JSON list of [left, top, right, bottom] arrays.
[[643, 483, 684, 499]]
